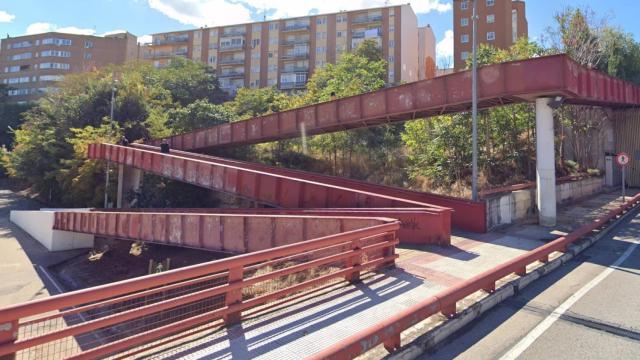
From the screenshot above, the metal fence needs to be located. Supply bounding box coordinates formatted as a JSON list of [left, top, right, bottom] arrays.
[[0, 222, 399, 359]]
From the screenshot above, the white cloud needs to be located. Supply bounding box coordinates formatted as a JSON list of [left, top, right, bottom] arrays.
[[0, 10, 15, 23], [147, 0, 252, 27], [146, 0, 451, 27], [25, 22, 96, 36], [101, 29, 128, 36], [138, 34, 153, 44], [436, 29, 454, 68]]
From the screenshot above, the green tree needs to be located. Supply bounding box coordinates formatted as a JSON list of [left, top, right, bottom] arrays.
[[167, 99, 237, 133]]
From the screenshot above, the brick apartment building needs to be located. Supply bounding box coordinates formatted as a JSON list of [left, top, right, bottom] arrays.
[[453, 0, 527, 70], [0, 32, 138, 102], [141, 4, 423, 93]]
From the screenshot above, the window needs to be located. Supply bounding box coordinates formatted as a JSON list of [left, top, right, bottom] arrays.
[[5, 76, 30, 84], [337, 15, 347, 23], [251, 66, 260, 73], [316, 46, 326, 53], [269, 38, 278, 45], [252, 38, 260, 48], [487, 14, 495, 24], [486, 0, 495, 6], [4, 66, 20, 73], [268, 64, 277, 72], [42, 38, 72, 46], [39, 63, 70, 70], [487, 31, 496, 41], [316, 31, 327, 39], [461, 34, 469, 43], [84, 40, 94, 48], [461, 1, 469, 10], [389, 40, 395, 47], [316, 17, 326, 25], [461, 18, 469, 27], [388, 56, 394, 63], [40, 75, 63, 82], [8, 52, 32, 61], [337, 31, 344, 38], [269, 22, 278, 31], [40, 50, 71, 58], [8, 88, 30, 96], [253, 24, 262, 32], [389, 25, 395, 32], [8, 41, 32, 49], [461, 51, 469, 60], [84, 52, 92, 60]]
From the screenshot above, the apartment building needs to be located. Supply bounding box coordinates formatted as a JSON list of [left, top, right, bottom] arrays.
[[418, 25, 436, 80], [141, 4, 420, 93], [0, 32, 138, 102], [453, 0, 527, 70]]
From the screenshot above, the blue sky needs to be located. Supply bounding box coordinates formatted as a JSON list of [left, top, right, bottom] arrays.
[[1, 0, 638, 64]]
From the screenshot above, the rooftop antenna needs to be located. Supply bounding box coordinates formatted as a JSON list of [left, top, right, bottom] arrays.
[[263, 3, 267, 21]]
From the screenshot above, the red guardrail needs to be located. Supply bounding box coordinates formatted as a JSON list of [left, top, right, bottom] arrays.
[[54, 210, 393, 253], [0, 222, 400, 359], [132, 143, 485, 234], [89, 143, 456, 242], [309, 193, 640, 359]]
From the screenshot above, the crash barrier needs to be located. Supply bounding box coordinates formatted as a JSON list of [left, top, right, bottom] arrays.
[[310, 192, 640, 359], [0, 222, 400, 359]]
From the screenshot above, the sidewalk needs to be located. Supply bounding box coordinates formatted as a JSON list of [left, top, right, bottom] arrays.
[[117, 190, 638, 359], [0, 189, 84, 307]]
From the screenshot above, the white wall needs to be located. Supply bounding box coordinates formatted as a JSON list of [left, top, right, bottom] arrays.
[[400, 4, 419, 83], [10, 210, 94, 251], [486, 177, 604, 230]]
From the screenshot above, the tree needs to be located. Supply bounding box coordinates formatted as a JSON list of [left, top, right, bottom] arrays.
[[167, 99, 237, 133]]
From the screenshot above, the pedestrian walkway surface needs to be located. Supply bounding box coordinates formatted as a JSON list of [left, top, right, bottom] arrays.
[[117, 190, 638, 359]]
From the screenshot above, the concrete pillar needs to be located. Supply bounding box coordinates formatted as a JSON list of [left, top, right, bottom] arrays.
[[116, 164, 143, 208], [535, 98, 557, 226]]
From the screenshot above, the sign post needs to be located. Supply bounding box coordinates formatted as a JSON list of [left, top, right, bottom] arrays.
[[615, 152, 630, 202]]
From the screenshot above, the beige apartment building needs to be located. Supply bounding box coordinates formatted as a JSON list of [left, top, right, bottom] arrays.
[[141, 4, 421, 93], [0, 32, 138, 102], [453, 0, 527, 70], [418, 25, 436, 80]]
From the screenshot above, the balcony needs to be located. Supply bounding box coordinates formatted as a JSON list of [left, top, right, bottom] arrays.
[[219, 71, 245, 78], [281, 52, 309, 60], [352, 15, 383, 24], [221, 29, 246, 37], [219, 44, 246, 52], [280, 38, 310, 46], [282, 24, 310, 32], [279, 81, 307, 90], [153, 36, 189, 45], [352, 29, 383, 38], [280, 67, 309, 73], [219, 58, 245, 65]]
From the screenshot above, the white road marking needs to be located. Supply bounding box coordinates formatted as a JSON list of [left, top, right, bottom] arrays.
[[499, 237, 640, 360]]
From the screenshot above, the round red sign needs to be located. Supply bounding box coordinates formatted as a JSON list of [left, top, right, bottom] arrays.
[[616, 152, 630, 166]]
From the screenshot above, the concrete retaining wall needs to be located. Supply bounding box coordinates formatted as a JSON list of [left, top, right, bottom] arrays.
[[10, 210, 94, 251], [486, 177, 604, 230]]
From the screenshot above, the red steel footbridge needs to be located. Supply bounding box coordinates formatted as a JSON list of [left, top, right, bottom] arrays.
[[1, 54, 640, 359]]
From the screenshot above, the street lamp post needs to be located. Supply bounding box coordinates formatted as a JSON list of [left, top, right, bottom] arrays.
[[103, 82, 117, 208], [471, 0, 479, 201]]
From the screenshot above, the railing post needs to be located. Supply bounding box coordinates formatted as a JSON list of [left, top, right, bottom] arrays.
[[0, 319, 18, 360], [345, 240, 361, 284], [383, 233, 397, 268], [224, 266, 243, 325]]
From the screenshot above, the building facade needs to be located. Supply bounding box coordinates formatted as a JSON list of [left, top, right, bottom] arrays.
[[453, 0, 527, 70], [141, 4, 419, 93], [0, 32, 138, 102], [418, 25, 436, 80]]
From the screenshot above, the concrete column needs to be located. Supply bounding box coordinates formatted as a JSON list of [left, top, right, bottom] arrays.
[[535, 98, 557, 226], [116, 164, 143, 208]]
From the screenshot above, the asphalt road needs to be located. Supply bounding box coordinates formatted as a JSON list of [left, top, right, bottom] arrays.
[[423, 209, 640, 360]]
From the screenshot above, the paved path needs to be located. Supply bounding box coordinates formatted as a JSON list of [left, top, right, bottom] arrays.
[[0, 188, 83, 307], [424, 206, 640, 360]]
